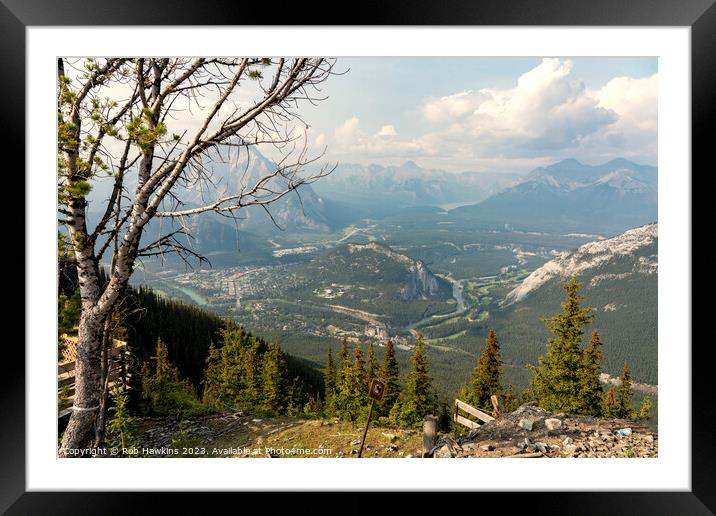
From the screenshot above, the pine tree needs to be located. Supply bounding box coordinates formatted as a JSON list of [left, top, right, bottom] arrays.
[[469, 329, 503, 411], [502, 383, 515, 412], [377, 339, 401, 417], [261, 342, 287, 413], [366, 343, 378, 384], [638, 397, 652, 419], [323, 348, 337, 417], [154, 337, 180, 383], [201, 342, 221, 407], [398, 334, 437, 427], [530, 276, 593, 413], [438, 401, 453, 433], [353, 344, 368, 389], [615, 363, 636, 419], [106, 385, 135, 453], [141, 338, 205, 417], [577, 331, 605, 416], [338, 337, 350, 373], [603, 386, 618, 419], [239, 338, 263, 406], [335, 345, 365, 422]]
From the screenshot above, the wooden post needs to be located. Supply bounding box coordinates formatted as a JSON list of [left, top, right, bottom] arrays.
[[357, 398, 376, 458], [491, 394, 500, 418], [422, 415, 438, 458]]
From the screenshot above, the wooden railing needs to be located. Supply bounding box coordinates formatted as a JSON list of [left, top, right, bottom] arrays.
[[453, 398, 495, 430], [58, 338, 130, 419]]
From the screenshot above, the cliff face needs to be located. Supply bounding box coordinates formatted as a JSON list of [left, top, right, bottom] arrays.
[[401, 261, 440, 300], [504, 223, 657, 305], [347, 242, 441, 300]]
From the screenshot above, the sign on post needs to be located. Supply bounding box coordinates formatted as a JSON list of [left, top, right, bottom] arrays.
[[358, 379, 385, 458], [368, 379, 385, 400]]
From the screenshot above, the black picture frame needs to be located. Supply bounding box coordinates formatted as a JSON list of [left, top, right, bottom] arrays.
[[7, 0, 710, 513]]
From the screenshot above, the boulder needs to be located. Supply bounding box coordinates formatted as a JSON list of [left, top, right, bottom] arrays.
[[545, 418, 562, 431], [518, 418, 534, 431]]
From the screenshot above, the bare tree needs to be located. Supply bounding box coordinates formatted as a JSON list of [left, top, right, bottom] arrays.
[[57, 57, 337, 455]]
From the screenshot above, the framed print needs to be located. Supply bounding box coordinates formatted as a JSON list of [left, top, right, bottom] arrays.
[[7, 0, 712, 512]]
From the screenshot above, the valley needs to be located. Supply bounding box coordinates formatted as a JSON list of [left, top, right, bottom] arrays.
[[131, 157, 658, 400]]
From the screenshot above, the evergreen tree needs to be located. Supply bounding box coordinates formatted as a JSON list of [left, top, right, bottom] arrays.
[[338, 337, 350, 375], [335, 345, 365, 422], [106, 385, 135, 453], [438, 400, 453, 433], [469, 329, 503, 411], [140, 338, 205, 417], [239, 338, 263, 406], [323, 348, 337, 417], [577, 331, 605, 416], [201, 342, 222, 407], [366, 343, 378, 384], [638, 397, 652, 420], [603, 386, 618, 419], [377, 339, 401, 417], [353, 344, 368, 389], [260, 342, 287, 413], [398, 334, 437, 427], [285, 376, 304, 416], [615, 363, 636, 419], [502, 383, 515, 412], [530, 276, 593, 413]]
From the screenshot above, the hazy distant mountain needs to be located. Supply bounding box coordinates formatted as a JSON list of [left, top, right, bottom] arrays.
[[451, 159, 657, 235], [493, 223, 657, 383], [312, 160, 522, 211]]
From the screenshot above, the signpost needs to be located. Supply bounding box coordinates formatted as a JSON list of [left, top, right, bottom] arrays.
[[358, 379, 385, 458]]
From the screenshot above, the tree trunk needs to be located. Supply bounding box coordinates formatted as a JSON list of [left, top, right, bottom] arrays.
[[58, 309, 104, 456], [94, 317, 112, 447]]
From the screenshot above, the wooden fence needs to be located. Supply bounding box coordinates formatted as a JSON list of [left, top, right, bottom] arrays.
[[453, 398, 495, 430], [58, 338, 130, 419]]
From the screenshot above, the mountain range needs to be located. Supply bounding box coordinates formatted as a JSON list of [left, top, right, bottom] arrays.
[[312, 160, 522, 211], [492, 223, 658, 384], [450, 159, 657, 235]]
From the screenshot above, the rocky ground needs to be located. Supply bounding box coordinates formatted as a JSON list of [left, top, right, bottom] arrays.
[[129, 403, 657, 459], [132, 412, 424, 458], [430, 403, 657, 458]]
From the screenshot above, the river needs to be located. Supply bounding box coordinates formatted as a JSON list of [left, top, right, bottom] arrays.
[[403, 275, 468, 332]]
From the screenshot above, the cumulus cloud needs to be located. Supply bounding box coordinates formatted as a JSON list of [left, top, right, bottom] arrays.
[[331, 117, 424, 157], [423, 90, 488, 122], [578, 73, 658, 162], [423, 58, 619, 158], [323, 59, 657, 170], [376, 124, 398, 138]]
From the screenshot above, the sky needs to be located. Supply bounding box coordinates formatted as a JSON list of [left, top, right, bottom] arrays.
[[293, 57, 658, 174]]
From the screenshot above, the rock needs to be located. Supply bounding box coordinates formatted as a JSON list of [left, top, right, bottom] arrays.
[[644, 435, 654, 443], [382, 432, 397, 442], [388, 444, 398, 451], [518, 418, 534, 431], [534, 442, 548, 454], [350, 439, 361, 446], [545, 418, 562, 431], [480, 444, 494, 452], [516, 437, 532, 450], [251, 418, 263, 423], [564, 444, 578, 456], [563, 437, 573, 445], [434, 445, 454, 458]]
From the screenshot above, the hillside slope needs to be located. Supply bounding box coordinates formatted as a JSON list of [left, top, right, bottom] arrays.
[[451, 159, 657, 234], [491, 224, 657, 384]]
